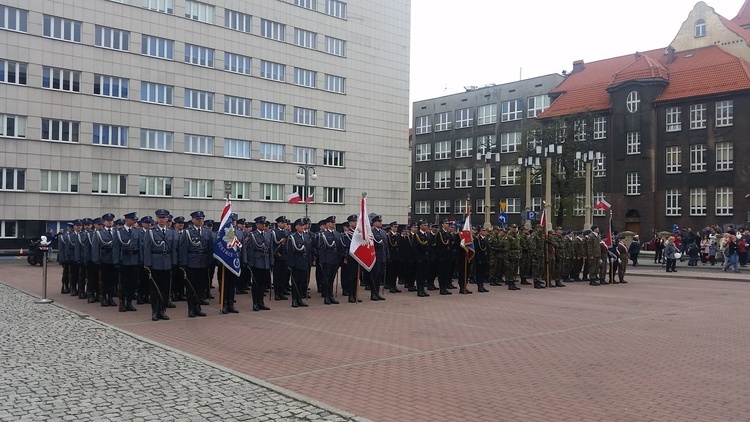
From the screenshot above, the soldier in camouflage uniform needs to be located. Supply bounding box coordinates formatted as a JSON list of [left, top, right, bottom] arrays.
[[530, 224, 547, 289], [519, 227, 531, 285], [547, 230, 559, 287], [487, 227, 504, 286], [571, 230, 585, 281], [551, 227, 566, 287], [500, 224, 521, 290], [562, 230, 575, 283], [586, 226, 603, 286]]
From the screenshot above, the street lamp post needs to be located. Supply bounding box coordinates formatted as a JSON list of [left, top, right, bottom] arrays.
[[517, 155, 540, 229], [295, 163, 317, 220], [476, 135, 499, 229], [576, 150, 601, 230], [537, 143, 562, 232]]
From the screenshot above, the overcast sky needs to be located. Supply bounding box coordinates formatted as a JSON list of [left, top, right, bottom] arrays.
[[409, 0, 744, 106]]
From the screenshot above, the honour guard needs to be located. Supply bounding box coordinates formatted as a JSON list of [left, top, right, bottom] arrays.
[[171, 216, 187, 302], [113, 212, 141, 311], [385, 222, 403, 293], [143, 209, 178, 321], [287, 218, 311, 307], [69, 220, 86, 298], [530, 224, 547, 289], [339, 215, 361, 302], [413, 220, 432, 297], [246, 216, 273, 311], [219, 213, 241, 314], [81, 218, 98, 302], [370, 215, 388, 301], [434, 219, 454, 295], [586, 226, 602, 285], [58, 222, 73, 294], [178, 211, 211, 317], [616, 234, 629, 284], [92, 213, 118, 307], [473, 226, 491, 292], [272, 216, 290, 301], [316, 216, 340, 305], [501, 224, 522, 291]]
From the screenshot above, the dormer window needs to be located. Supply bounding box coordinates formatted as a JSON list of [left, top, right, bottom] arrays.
[[626, 91, 640, 113], [695, 19, 706, 37]]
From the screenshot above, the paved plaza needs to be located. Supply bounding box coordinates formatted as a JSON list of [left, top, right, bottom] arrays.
[[2, 259, 750, 421]]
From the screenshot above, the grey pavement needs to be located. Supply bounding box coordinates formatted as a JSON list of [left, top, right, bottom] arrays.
[[0, 283, 363, 422]]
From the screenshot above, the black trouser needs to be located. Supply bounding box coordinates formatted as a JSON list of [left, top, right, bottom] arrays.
[[273, 259, 289, 298], [150, 269, 170, 315], [437, 260, 452, 291], [101, 263, 116, 300], [385, 260, 399, 289], [86, 263, 99, 298], [119, 265, 138, 302], [70, 263, 82, 294], [290, 267, 309, 304], [666, 258, 676, 272], [320, 263, 338, 299], [222, 270, 236, 307], [61, 262, 70, 291], [206, 262, 216, 298], [251, 267, 271, 305], [342, 259, 358, 298], [185, 267, 207, 311], [416, 259, 428, 291], [137, 267, 150, 302], [475, 261, 489, 287], [371, 262, 385, 294], [401, 260, 415, 290], [172, 267, 184, 300], [315, 263, 324, 293]]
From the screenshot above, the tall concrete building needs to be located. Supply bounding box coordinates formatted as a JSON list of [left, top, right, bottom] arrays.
[[0, 0, 410, 247]]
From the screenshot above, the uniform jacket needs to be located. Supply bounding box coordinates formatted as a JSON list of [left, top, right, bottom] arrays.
[[113, 226, 142, 266], [68, 230, 85, 264], [387, 231, 401, 262], [143, 226, 179, 270], [371, 226, 390, 262], [271, 227, 288, 261], [287, 231, 312, 270], [57, 231, 70, 263], [91, 227, 116, 264], [82, 229, 95, 263], [245, 229, 273, 269], [474, 234, 490, 266], [414, 230, 431, 262], [317, 229, 340, 265], [178, 226, 213, 268], [433, 229, 453, 261], [586, 233, 602, 258]]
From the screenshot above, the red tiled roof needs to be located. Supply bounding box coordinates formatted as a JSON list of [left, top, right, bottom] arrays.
[[732, 0, 750, 28], [539, 46, 750, 118]]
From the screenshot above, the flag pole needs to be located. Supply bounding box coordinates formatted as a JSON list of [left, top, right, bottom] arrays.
[[464, 195, 470, 293], [220, 266, 225, 314], [609, 209, 614, 285]]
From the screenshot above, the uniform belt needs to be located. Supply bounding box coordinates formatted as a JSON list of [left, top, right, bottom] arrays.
[[124, 250, 137, 255], [153, 250, 171, 254]]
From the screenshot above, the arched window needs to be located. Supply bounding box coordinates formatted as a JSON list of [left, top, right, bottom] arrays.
[[695, 19, 706, 37], [626, 91, 640, 113]]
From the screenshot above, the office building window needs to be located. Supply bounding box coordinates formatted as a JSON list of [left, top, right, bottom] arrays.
[[139, 176, 172, 196], [294, 67, 316, 88], [140, 129, 173, 151], [185, 0, 213, 23], [476, 166, 495, 188], [260, 183, 284, 201], [434, 112, 451, 131], [454, 168, 472, 188], [94, 75, 129, 98], [224, 139, 251, 159], [224, 95, 251, 117], [665, 146, 681, 174], [143, 0, 174, 14], [95, 25, 130, 51], [140, 82, 173, 105], [184, 179, 213, 198], [324, 112, 345, 130], [295, 0, 316, 10], [0, 5, 27, 32], [323, 187, 344, 204], [499, 165, 519, 186], [292, 185, 314, 201], [261, 19, 285, 41], [665, 189, 681, 216], [626, 91, 640, 113], [325, 0, 346, 18], [0, 221, 17, 238], [184, 44, 214, 67], [626, 172, 640, 196], [325, 74, 345, 93], [93, 124, 128, 147], [716, 142, 733, 171], [0, 59, 27, 85], [0, 168, 25, 191], [666, 107, 681, 132], [434, 140, 450, 160], [42, 119, 79, 143], [415, 201, 430, 215], [0, 114, 26, 138], [228, 181, 251, 200], [573, 194, 585, 216], [41, 170, 79, 193], [527, 95, 550, 118], [592, 192, 606, 216], [141, 35, 173, 59], [593, 117, 607, 139], [434, 200, 450, 214], [294, 28, 317, 49], [294, 107, 316, 126], [184, 134, 214, 155], [260, 102, 285, 121], [716, 100, 733, 127], [415, 143, 431, 162], [477, 104, 497, 125], [224, 9, 251, 33], [434, 170, 450, 189], [573, 120, 587, 142], [690, 104, 706, 129], [475, 199, 495, 215], [476, 135, 496, 155], [293, 146, 315, 164], [500, 132, 521, 153], [454, 200, 467, 215], [415, 116, 430, 134], [259, 142, 284, 161], [690, 188, 706, 216], [501, 99, 523, 122], [323, 149, 344, 167], [415, 172, 429, 190], [502, 198, 521, 214], [325, 36, 346, 56], [43, 15, 81, 42], [92, 173, 126, 195], [455, 108, 473, 128], [716, 187, 733, 216], [455, 138, 472, 158], [260, 60, 285, 81], [690, 144, 706, 172], [224, 52, 251, 74], [626, 131, 640, 155], [184, 89, 214, 111]]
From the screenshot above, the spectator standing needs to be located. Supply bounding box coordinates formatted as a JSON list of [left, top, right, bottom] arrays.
[[737, 235, 748, 267], [664, 238, 679, 273], [723, 235, 739, 273], [629, 235, 641, 266], [700, 235, 711, 265], [708, 242, 717, 266], [653, 236, 665, 264]]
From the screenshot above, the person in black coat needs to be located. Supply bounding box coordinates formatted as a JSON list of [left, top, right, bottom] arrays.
[[628, 236, 641, 266]]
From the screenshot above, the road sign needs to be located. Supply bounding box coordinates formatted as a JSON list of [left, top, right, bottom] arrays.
[[498, 212, 508, 224], [499, 201, 507, 212], [526, 210, 537, 221]]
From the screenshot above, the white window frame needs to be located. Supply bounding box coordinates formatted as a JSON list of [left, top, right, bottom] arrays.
[[260, 102, 286, 122], [716, 100, 733, 127], [476, 166, 495, 188], [593, 192, 606, 216], [40, 170, 79, 193], [434, 170, 450, 189], [294, 0, 317, 10], [415, 201, 430, 215], [325, 0, 347, 19], [433, 200, 450, 215], [140, 81, 173, 105], [140, 129, 173, 151], [184, 178, 214, 198], [593, 117, 606, 140], [184, 134, 214, 155], [501, 99, 523, 122], [435, 112, 451, 132], [695, 19, 706, 37], [454, 168, 472, 188], [0, 168, 25, 191], [499, 165, 519, 186], [184, 44, 214, 67], [324, 112, 345, 130], [261, 19, 285, 41], [666, 107, 681, 132], [293, 147, 316, 164], [665, 189, 681, 216], [665, 146, 681, 174], [716, 142, 733, 171], [455, 108, 474, 128], [573, 120, 587, 142], [415, 143, 431, 162], [228, 181, 251, 200], [141, 35, 173, 59], [93, 124, 128, 147], [415, 116, 431, 134], [454, 138, 472, 158], [532, 197, 543, 212], [499, 132, 521, 154], [43, 15, 82, 42], [260, 183, 284, 201], [0, 5, 28, 33], [184, 0, 214, 24], [184, 88, 214, 111], [95, 25, 130, 51], [690, 188, 706, 216], [626, 91, 640, 113], [294, 28, 316, 49], [224, 9, 251, 33], [716, 187, 733, 216], [434, 140, 450, 160], [477, 104, 497, 125], [626, 172, 640, 196], [294, 107, 316, 126], [0, 59, 27, 85], [224, 139, 251, 159], [94, 75, 129, 98], [224, 95, 251, 117], [502, 198, 521, 214], [92, 173, 127, 195], [323, 187, 344, 204], [294, 67, 316, 88], [626, 131, 641, 155], [690, 104, 706, 129], [259, 142, 284, 161], [0, 114, 26, 138], [143, 0, 174, 14], [573, 194, 585, 216], [454, 200, 467, 215], [260, 60, 285, 81], [475, 199, 495, 215], [224, 52, 251, 75], [0, 221, 18, 238], [325, 36, 346, 56], [323, 150, 344, 167], [415, 172, 430, 190], [690, 144, 706, 173], [324, 74, 345, 93], [527, 95, 550, 118], [139, 176, 172, 197]]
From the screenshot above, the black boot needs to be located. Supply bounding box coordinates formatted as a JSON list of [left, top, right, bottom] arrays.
[[194, 304, 206, 317], [533, 280, 545, 289], [555, 280, 566, 287], [417, 286, 429, 297], [125, 300, 137, 312], [508, 281, 521, 291], [477, 281, 489, 293], [589, 280, 600, 286]]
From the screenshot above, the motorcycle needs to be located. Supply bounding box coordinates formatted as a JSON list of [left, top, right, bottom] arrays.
[[27, 239, 46, 266]]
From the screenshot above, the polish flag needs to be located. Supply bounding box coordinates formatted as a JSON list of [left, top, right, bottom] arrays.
[[349, 193, 376, 271], [539, 209, 546, 228], [287, 192, 314, 204], [595, 198, 612, 211], [459, 203, 475, 262]]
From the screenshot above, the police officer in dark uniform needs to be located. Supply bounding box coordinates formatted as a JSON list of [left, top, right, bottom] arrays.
[[171, 216, 187, 302], [219, 213, 242, 314], [204, 219, 216, 300], [143, 209, 179, 321], [113, 212, 141, 312], [401, 223, 418, 292], [272, 216, 290, 300], [69, 220, 85, 298], [178, 211, 211, 317], [338, 215, 362, 302], [92, 213, 118, 307], [246, 216, 273, 311], [414, 220, 432, 297], [434, 219, 454, 295], [317, 216, 341, 305], [386, 222, 403, 293], [82, 218, 98, 303], [58, 223, 73, 294], [287, 218, 311, 307], [370, 215, 388, 301]]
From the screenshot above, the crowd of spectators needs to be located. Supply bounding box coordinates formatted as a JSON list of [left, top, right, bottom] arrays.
[[641, 224, 747, 272]]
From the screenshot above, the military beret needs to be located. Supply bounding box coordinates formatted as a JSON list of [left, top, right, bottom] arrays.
[[583, 229, 592, 235], [590, 225, 598, 230]]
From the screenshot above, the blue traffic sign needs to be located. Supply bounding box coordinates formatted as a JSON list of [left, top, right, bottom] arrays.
[[498, 212, 508, 224], [526, 210, 537, 221]]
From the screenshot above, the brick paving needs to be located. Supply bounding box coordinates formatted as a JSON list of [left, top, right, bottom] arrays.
[[4, 259, 750, 421]]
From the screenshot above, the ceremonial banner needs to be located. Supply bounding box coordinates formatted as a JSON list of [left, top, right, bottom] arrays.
[[349, 193, 376, 271], [213, 198, 242, 276], [459, 201, 475, 262]]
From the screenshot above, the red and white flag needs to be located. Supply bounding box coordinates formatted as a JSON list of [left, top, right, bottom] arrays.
[[287, 192, 314, 204], [595, 198, 612, 211], [349, 193, 376, 271], [459, 202, 475, 262], [539, 208, 546, 228]]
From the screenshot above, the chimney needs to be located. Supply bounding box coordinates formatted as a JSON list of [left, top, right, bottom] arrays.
[[634, 51, 641, 59], [572, 60, 585, 74], [666, 46, 676, 64]]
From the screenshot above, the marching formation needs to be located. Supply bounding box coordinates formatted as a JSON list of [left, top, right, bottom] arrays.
[[53, 208, 631, 322]]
